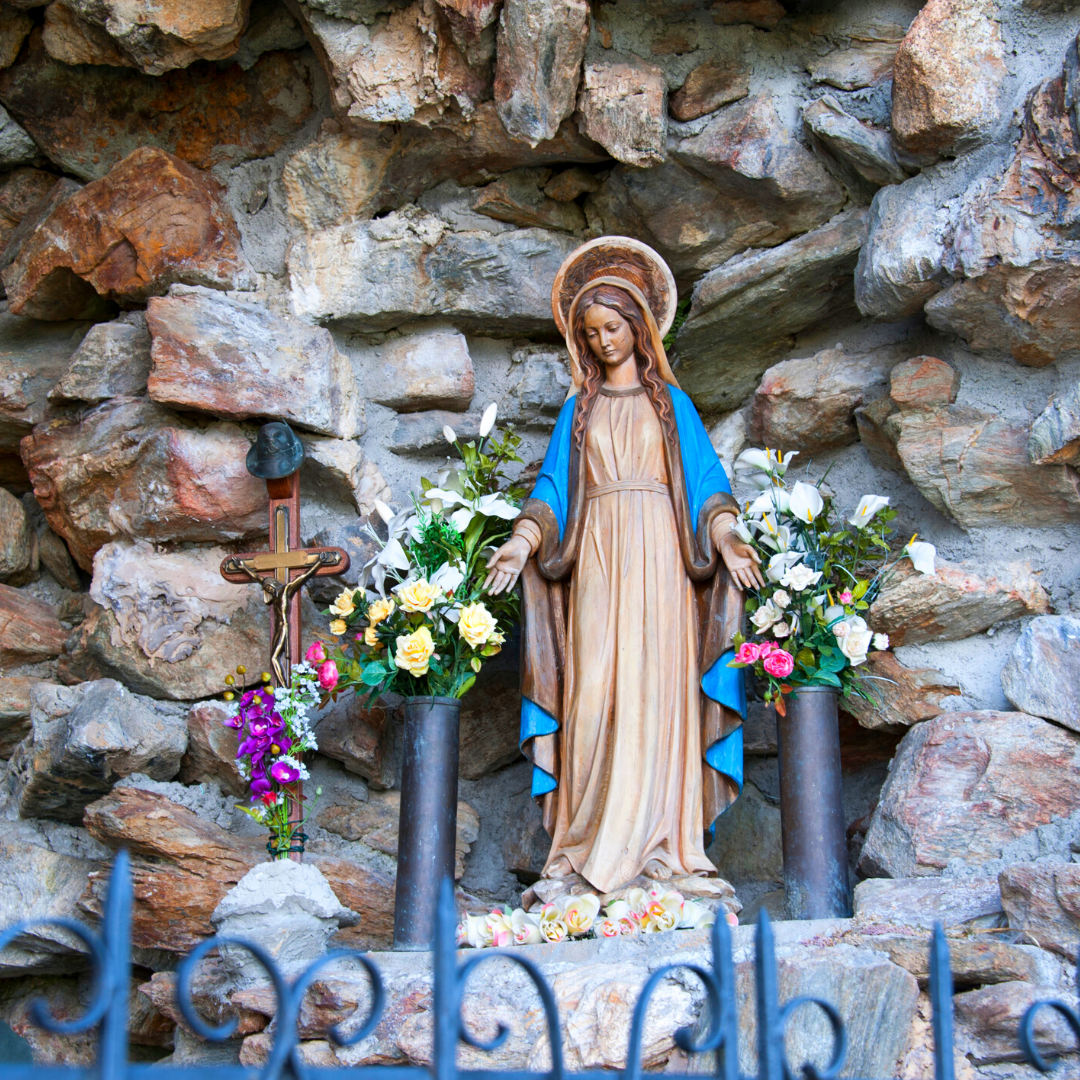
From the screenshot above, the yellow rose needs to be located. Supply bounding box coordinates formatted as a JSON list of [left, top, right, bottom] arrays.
[[329, 618, 347, 636], [364, 626, 381, 648], [458, 602, 496, 648], [394, 626, 435, 676], [368, 597, 395, 626], [397, 578, 442, 613], [329, 588, 357, 617]]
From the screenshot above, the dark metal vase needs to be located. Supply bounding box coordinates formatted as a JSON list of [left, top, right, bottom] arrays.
[[393, 695, 461, 950], [776, 685, 851, 920]]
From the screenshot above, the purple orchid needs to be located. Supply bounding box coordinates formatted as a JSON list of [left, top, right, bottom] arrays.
[[269, 759, 301, 785]]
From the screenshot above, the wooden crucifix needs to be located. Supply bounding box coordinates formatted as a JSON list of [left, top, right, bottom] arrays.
[[220, 422, 351, 861]]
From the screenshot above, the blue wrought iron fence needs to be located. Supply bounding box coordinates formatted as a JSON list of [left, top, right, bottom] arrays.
[[0, 849, 1077, 1080]]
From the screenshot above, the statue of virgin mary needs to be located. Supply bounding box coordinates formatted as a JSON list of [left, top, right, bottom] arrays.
[[485, 237, 765, 894]]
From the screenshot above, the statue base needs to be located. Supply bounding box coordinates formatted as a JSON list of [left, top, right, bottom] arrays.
[[522, 872, 741, 918]]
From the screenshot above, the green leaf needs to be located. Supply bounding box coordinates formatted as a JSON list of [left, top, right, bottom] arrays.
[[361, 662, 389, 686], [811, 670, 843, 688], [855, 600, 869, 610], [852, 579, 869, 600], [745, 597, 759, 613], [455, 674, 477, 698]]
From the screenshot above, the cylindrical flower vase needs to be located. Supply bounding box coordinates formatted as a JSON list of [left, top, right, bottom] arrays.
[[393, 696, 461, 950], [776, 686, 851, 920]]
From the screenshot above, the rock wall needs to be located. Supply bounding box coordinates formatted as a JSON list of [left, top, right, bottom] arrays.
[[3, 0, 1080, 1071]]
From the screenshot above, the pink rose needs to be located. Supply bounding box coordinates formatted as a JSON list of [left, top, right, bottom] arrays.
[[734, 642, 761, 664], [762, 649, 794, 678], [838, 590, 853, 604], [317, 659, 339, 691], [305, 641, 327, 664], [757, 641, 778, 659]]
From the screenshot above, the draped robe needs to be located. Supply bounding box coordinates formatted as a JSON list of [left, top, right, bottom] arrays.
[[515, 381, 745, 892]]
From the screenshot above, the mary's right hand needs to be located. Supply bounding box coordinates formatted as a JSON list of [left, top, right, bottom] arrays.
[[483, 534, 532, 595]]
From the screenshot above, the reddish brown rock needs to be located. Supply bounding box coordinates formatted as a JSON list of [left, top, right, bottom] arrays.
[[889, 356, 960, 410], [38, 528, 79, 591], [0, 7, 32, 68], [139, 962, 265, 1039], [0, 33, 316, 181], [858, 711, 1080, 879], [0, 583, 67, 671], [311, 695, 396, 790], [146, 287, 363, 439], [543, 166, 600, 202], [842, 651, 961, 731], [4, 147, 252, 320], [577, 60, 666, 168], [177, 700, 244, 796], [870, 559, 1050, 646], [0, 675, 45, 756], [896, 406, 1080, 527], [493, 0, 590, 147], [42, 2, 133, 67], [891, 0, 1006, 163], [22, 398, 267, 571], [748, 346, 893, 452], [0, 486, 35, 583], [711, 0, 785, 29], [806, 22, 906, 91], [670, 54, 750, 122], [0, 168, 61, 254], [999, 863, 1080, 959], [472, 168, 586, 233], [955, 981, 1075, 1065]]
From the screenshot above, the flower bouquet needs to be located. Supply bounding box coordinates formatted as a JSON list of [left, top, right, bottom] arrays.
[[221, 660, 324, 858], [458, 884, 732, 948], [727, 448, 937, 715], [320, 404, 524, 702]]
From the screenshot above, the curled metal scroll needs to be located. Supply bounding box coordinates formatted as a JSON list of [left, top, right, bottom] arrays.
[[1019, 998, 1080, 1072]]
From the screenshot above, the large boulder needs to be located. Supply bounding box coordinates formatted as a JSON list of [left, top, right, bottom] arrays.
[[1029, 383, 1080, 465], [60, 540, 298, 701], [858, 711, 1080, 878], [2, 146, 252, 320], [493, 0, 589, 147], [852, 876, 1004, 930], [178, 700, 244, 796], [890, 0, 1007, 164], [21, 397, 267, 570], [842, 651, 961, 731], [287, 209, 577, 331], [576, 60, 666, 168], [366, 326, 474, 412], [0, 487, 35, 583], [674, 209, 868, 412], [49, 313, 152, 404], [0, 32, 316, 181], [870, 559, 1050, 646], [146, 286, 363, 439], [472, 168, 586, 232], [806, 20, 905, 91], [0, 168, 63, 256], [0, 583, 67, 671], [669, 53, 750, 122], [0, 307, 92, 451], [1001, 616, 1080, 733], [999, 863, 1080, 959], [311, 694, 396, 789], [7, 680, 188, 822], [955, 981, 1075, 1065]]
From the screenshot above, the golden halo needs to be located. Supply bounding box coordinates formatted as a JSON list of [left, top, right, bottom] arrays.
[[551, 236, 678, 339]]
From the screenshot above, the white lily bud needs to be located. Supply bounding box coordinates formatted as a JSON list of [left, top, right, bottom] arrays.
[[443, 424, 457, 445], [479, 402, 498, 438], [374, 499, 394, 525]]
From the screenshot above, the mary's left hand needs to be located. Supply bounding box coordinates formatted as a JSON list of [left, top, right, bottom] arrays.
[[717, 531, 765, 591]]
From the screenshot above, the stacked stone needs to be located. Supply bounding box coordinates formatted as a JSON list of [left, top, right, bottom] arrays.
[[0, 0, 1077, 1072]]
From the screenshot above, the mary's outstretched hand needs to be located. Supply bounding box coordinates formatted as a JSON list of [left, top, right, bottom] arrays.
[[483, 534, 532, 595], [716, 529, 765, 591]]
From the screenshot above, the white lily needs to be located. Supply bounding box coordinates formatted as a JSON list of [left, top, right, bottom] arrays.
[[733, 516, 755, 544], [361, 536, 412, 596], [766, 550, 803, 582], [374, 499, 395, 525], [849, 494, 891, 529], [788, 481, 824, 524], [443, 425, 457, 445], [430, 561, 466, 595], [747, 489, 791, 516], [904, 538, 937, 575], [479, 402, 498, 438], [423, 487, 470, 511]]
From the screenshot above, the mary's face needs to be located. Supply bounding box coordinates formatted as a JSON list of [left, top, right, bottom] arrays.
[[583, 304, 635, 369]]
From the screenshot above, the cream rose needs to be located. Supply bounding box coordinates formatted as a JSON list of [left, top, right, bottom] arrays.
[[562, 894, 600, 936], [394, 626, 435, 676], [458, 602, 497, 648], [329, 588, 357, 617], [368, 597, 395, 626], [329, 618, 348, 636], [364, 626, 381, 648], [396, 578, 442, 613]]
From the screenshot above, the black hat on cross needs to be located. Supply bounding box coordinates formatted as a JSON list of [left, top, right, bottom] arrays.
[[246, 421, 304, 480]]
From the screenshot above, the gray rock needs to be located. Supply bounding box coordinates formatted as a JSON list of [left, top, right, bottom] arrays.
[[0, 676, 46, 757], [852, 876, 1003, 930], [853, 177, 951, 321], [670, 53, 750, 122], [38, 528, 79, 591], [805, 22, 905, 91], [493, 0, 589, 147], [858, 711, 1080, 879], [178, 701, 245, 799], [0, 104, 37, 168], [707, 781, 782, 885], [505, 344, 571, 423], [368, 327, 474, 412], [0, 821, 106, 975], [0, 486, 34, 582], [211, 861, 359, 983], [6, 679, 189, 823], [49, 313, 151, 404], [803, 95, 908, 203], [576, 60, 666, 168], [288, 210, 577, 332], [675, 209, 868, 412], [472, 169, 586, 233], [1002, 617, 1080, 733], [955, 981, 1074, 1065], [999, 862, 1080, 959], [311, 693, 396, 789], [235, 0, 307, 69], [1029, 384, 1080, 465], [146, 286, 363, 440], [388, 408, 482, 455]]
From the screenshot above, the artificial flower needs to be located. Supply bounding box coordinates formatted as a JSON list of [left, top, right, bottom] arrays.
[[329, 588, 357, 617], [317, 659, 339, 691], [458, 601, 497, 648], [396, 577, 443, 613], [748, 489, 791, 516], [835, 616, 873, 666], [563, 894, 601, 936], [430, 561, 465, 596], [538, 905, 568, 943], [838, 590, 853, 604], [772, 589, 791, 609], [367, 597, 396, 626], [849, 495, 890, 529], [762, 649, 794, 678], [394, 626, 436, 677], [823, 605, 846, 626], [772, 620, 791, 639], [364, 626, 381, 648], [479, 402, 498, 438], [679, 901, 715, 930], [462, 913, 494, 949], [512, 909, 542, 945], [749, 599, 783, 633], [873, 632, 890, 650], [304, 641, 327, 664], [329, 618, 348, 636], [766, 550, 803, 583], [905, 539, 937, 575], [788, 481, 824, 524], [443, 424, 457, 445], [733, 448, 798, 488], [598, 918, 620, 938], [780, 563, 823, 592], [486, 908, 513, 948], [269, 757, 301, 784], [734, 641, 761, 664]]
